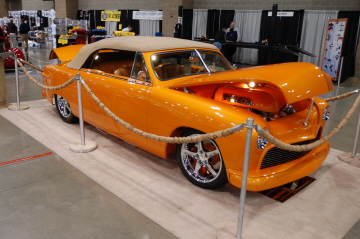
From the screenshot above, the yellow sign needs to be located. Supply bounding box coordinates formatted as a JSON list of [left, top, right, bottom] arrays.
[[101, 11, 121, 22]]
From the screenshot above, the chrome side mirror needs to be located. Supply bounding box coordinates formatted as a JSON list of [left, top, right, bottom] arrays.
[[232, 64, 237, 70], [137, 70, 149, 82]]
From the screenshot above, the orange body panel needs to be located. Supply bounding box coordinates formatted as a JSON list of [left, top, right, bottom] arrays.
[[42, 44, 333, 191]]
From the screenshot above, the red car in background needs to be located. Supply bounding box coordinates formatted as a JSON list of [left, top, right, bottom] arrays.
[[0, 25, 25, 69]]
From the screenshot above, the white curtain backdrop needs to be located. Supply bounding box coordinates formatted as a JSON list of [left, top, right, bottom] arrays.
[[299, 10, 339, 66], [233, 10, 262, 65], [139, 20, 160, 36], [105, 21, 118, 36], [192, 9, 208, 40], [104, 10, 119, 36]]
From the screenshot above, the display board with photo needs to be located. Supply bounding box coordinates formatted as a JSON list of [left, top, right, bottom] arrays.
[[321, 18, 348, 80]]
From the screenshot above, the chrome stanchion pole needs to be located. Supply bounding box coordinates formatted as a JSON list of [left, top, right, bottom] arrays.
[[236, 118, 254, 239], [15, 55, 20, 108], [351, 110, 360, 158], [335, 57, 344, 96], [69, 74, 97, 153], [8, 54, 29, 111], [77, 74, 85, 146]]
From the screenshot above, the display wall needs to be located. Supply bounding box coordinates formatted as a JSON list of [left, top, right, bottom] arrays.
[[5, 0, 360, 13], [193, 0, 360, 11], [21, 0, 53, 11], [78, 0, 162, 11]]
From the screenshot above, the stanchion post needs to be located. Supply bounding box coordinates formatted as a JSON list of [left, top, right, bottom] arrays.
[[335, 57, 344, 96], [8, 54, 29, 111], [77, 74, 85, 146], [15, 55, 20, 108], [352, 110, 360, 157], [236, 118, 254, 239], [69, 73, 97, 153]]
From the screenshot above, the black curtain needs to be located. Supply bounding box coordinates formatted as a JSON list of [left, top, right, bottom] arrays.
[[206, 10, 220, 39], [88, 10, 105, 29], [158, 10, 162, 35], [182, 9, 193, 39], [159, 19, 162, 35], [337, 11, 360, 82], [220, 10, 235, 29], [118, 10, 140, 35], [258, 10, 304, 65]]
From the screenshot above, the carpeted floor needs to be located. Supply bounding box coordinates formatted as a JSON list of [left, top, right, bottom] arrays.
[[1, 99, 360, 239]]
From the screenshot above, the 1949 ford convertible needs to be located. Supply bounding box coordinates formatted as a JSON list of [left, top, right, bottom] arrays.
[[42, 36, 333, 191]]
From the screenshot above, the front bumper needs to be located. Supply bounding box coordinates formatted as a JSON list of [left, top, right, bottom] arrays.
[[227, 141, 330, 191]]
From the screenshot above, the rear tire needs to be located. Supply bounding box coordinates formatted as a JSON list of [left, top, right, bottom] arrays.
[[55, 94, 78, 124], [176, 129, 228, 189]]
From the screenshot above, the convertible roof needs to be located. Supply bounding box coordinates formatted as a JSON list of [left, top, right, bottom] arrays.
[[67, 36, 217, 70]]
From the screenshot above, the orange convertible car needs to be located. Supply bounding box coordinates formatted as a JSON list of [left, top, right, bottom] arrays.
[[42, 36, 334, 191]]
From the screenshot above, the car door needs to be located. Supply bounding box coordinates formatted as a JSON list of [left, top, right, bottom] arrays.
[[109, 52, 152, 150], [79, 70, 120, 135], [77, 50, 151, 151]]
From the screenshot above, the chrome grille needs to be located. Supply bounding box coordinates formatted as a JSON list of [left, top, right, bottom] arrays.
[[260, 140, 316, 169]]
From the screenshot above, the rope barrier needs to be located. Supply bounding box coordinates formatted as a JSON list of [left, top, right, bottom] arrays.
[[80, 78, 239, 143], [18, 59, 360, 148], [17, 60, 77, 90], [257, 94, 360, 152], [19, 59, 44, 72], [324, 89, 359, 102]]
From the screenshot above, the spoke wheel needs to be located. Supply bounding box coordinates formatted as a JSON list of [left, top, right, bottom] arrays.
[[55, 94, 78, 124], [177, 129, 227, 189]]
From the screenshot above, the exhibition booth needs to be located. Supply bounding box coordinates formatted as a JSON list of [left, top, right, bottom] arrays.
[[1, 3, 360, 239]]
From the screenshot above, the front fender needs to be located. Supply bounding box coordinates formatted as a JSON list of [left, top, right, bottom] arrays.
[[146, 87, 267, 171]]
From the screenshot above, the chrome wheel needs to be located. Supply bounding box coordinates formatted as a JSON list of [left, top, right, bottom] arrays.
[[177, 129, 227, 189], [55, 94, 78, 124], [57, 95, 71, 118]]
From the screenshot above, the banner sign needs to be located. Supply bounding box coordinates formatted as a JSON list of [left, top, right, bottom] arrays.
[[133, 11, 162, 20], [268, 12, 294, 17], [321, 19, 348, 80], [101, 11, 121, 22]]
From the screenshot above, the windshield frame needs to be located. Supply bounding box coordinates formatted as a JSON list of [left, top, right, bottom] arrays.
[[150, 49, 232, 81]]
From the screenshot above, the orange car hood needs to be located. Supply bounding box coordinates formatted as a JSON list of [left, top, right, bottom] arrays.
[[49, 44, 86, 62], [165, 62, 334, 104]]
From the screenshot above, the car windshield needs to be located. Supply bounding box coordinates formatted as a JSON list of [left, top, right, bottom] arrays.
[[150, 49, 232, 81]]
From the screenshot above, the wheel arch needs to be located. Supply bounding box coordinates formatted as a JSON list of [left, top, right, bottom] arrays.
[[165, 126, 203, 155]]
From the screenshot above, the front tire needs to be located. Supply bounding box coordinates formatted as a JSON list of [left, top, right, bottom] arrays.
[[55, 94, 78, 124], [176, 129, 228, 189]]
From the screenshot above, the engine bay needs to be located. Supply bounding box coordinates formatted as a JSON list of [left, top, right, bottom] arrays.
[[173, 82, 311, 121]]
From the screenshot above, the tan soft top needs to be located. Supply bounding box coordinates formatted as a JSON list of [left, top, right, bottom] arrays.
[[67, 36, 217, 70]]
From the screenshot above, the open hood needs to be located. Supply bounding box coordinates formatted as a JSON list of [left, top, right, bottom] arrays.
[[166, 62, 334, 104]]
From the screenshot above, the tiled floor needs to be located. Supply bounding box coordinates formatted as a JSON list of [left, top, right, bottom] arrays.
[[1, 46, 360, 239]]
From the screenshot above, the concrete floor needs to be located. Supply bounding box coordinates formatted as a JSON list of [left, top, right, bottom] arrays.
[[1, 46, 360, 239]]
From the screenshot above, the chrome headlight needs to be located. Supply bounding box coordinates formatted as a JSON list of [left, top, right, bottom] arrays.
[[257, 136, 268, 150], [323, 105, 331, 121], [222, 93, 253, 106]]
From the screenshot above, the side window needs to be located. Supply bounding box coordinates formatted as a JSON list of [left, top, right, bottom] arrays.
[[131, 52, 150, 82], [81, 50, 136, 78]]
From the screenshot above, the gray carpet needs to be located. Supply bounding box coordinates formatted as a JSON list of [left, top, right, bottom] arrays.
[[1, 99, 360, 239]]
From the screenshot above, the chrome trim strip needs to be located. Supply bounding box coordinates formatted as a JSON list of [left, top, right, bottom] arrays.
[[79, 69, 151, 86], [195, 49, 211, 73]]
